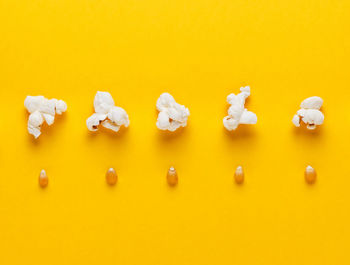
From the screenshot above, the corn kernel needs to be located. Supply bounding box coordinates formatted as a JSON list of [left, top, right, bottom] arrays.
[[234, 166, 244, 184], [305, 165, 317, 184], [39, 169, 48, 188], [106, 168, 118, 185], [167, 167, 178, 187]]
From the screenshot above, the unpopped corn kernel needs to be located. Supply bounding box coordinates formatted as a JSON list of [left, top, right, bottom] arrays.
[[305, 165, 317, 184], [234, 166, 244, 184], [39, 170, 48, 188], [106, 168, 118, 185], [167, 167, 178, 186]]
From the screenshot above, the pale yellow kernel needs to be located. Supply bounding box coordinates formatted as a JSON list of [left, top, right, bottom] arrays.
[[234, 166, 244, 184], [106, 168, 118, 185], [167, 167, 178, 187], [305, 165, 317, 184], [39, 169, 48, 188]]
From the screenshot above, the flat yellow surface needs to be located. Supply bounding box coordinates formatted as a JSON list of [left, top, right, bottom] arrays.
[[0, 1, 350, 264]]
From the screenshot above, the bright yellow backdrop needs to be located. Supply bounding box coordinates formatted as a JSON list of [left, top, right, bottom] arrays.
[[0, 0, 350, 264]]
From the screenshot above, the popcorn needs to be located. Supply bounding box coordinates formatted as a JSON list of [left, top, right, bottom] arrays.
[[86, 91, 129, 132], [156, 93, 190, 131], [223, 86, 257, 131], [292, 96, 324, 130], [24, 96, 67, 138]]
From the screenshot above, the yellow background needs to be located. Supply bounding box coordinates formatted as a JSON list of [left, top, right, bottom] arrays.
[[0, 0, 349, 264]]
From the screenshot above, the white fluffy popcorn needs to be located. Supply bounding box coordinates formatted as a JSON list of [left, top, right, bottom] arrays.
[[223, 86, 257, 131], [156, 93, 190, 132], [292, 96, 324, 130], [24, 96, 67, 138], [86, 91, 129, 132]]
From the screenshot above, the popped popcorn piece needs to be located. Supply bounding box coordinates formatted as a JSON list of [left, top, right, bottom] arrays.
[[292, 96, 324, 130], [86, 91, 129, 132], [24, 96, 67, 139], [156, 93, 190, 132], [223, 86, 257, 131]]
